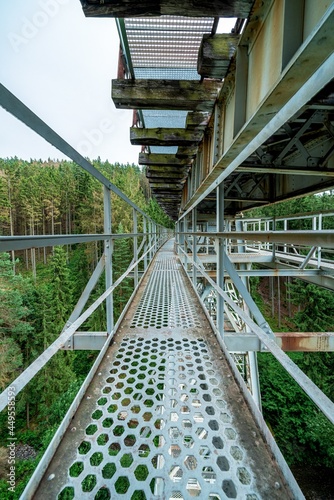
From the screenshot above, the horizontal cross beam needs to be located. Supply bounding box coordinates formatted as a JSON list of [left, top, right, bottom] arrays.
[[198, 34, 240, 79], [130, 127, 203, 146], [112, 79, 222, 112], [139, 153, 192, 167], [80, 0, 253, 18]]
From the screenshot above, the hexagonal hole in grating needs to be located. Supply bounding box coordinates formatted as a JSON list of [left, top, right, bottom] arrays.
[[168, 427, 181, 439], [153, 434, 165, 448], [152, 454, 165, 469], [184, 455, 197, 470], [202, 466, 217, 483], [138, 444, 150, 457], [102, 386, 112, 394], [81, 474, 97, 492], [182, 419, 192, 430], [154, 418, 165, 429], [220, 412, 232, 423], [222, 479, 237, 498], [120, 453, 134, 468], [97, 433, 109, 446], [128, 418, 139, 429], [86, 424, 98, 435], [140, 426, 152, 439], [217, 456, 230, 471], [150, 477, 165, 496], [169, 465, 183, 482], [102, 463, 116, 479], [208, 420, 219, 431], [78, 441, 91, 455], [89, 451, 104, 467], [121, 398, 131, 407], [113, 425, 125, 437], [94, 487, 111, 500], [131, 405, 141, 414], [107, 404, 118, 413], [134, 465, 149, 481], [169, 444, 181, 458], [69, 461, 84, 478], [112, 392, 121, 400], [102, 417, 113, 428], [194, 412, 204, 423], [92, 409, 103, 420], [133, 392, 143, 401], [108, 442, 121, 456], [143, 411, 153, 422], [224, 428, 237, 440], [183, 435, 195, 448], [195, 427, 208, 440], [237, 467, 252, 485], [114, 476, 130, 495], [58, 486, 74, 500], [124, 434, 137, 446], [97, 397, 108, 406], [212, 436, 224, 449], [230, 446, 243, 461], [117, 410, 128, 421], [186, 478, 202, 497]]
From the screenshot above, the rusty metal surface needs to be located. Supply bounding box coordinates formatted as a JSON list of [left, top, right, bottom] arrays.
[[33, 241, 301, 499]]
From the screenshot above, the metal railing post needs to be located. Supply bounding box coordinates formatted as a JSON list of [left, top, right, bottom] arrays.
[[192, 208, 197, 285], [143, 217, 148, 271], [133, 208, 138, 287], [216, 183, 225, 337], [103, 186, 113, 335]]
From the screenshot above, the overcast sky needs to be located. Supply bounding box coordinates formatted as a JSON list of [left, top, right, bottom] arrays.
[[0, 0, 140, 165]]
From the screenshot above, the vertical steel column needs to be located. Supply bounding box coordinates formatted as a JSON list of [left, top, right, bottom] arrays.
[[143, 217, 148, 272], [216, 183, 225, 337], [133, 209, 138, 288], [235, 219, 262, 410], [103, 186, 113, 335], [192, 209, 197, 286], [184, 215, 189, 272], [175, 221, 179, 256], [318, 213, 322, 268]]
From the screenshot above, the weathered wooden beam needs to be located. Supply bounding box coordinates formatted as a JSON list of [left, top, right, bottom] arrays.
[[146, 169, 188, 179], [130, 127, 203, 146], [147, 165, 189, 175], [139, 153, 192, 167], [79, 0, 253, 18], [186, 112, 211, 130], [150, 183, 183, 190], [112, 79, 222, 112], [176, 146, 199, 158], [197, 33, 240, 79]]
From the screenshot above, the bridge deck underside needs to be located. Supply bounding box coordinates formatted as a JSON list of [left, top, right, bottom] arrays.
[[35, 241, 296, 499]]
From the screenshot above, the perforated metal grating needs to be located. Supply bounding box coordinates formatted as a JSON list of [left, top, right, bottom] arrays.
[[131, 254, 200, 329], [55, 335, 264, 500], [34, 241, 296, 500]]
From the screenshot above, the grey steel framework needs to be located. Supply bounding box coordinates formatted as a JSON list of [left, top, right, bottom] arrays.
[[29, 241, 303, 499], [1, 1, 334, 498]]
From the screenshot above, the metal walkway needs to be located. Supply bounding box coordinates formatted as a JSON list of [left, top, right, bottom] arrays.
[[33, 240, 300, 499]]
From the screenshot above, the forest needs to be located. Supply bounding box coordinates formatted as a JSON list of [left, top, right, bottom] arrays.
[[0, 158, 334, 498]]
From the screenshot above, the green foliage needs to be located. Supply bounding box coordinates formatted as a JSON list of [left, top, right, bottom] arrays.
[[145, 198, 174, 228], [258, 353, 334, 467], [289, 280, 334, 332]]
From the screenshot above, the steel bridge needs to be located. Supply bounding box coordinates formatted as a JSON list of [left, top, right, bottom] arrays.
[[1, 1, 334, 499]]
